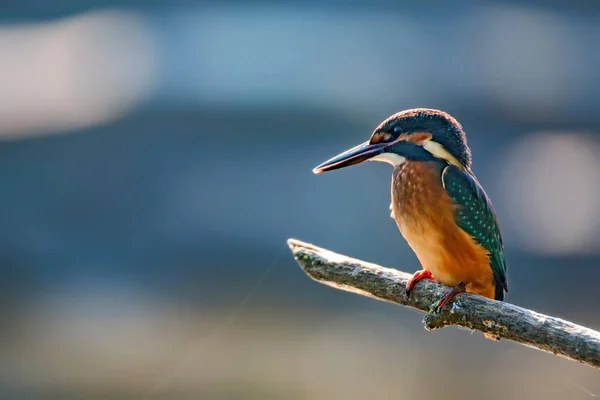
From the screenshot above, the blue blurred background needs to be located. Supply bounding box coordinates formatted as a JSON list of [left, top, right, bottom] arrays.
[[1, 1, 600, 399]]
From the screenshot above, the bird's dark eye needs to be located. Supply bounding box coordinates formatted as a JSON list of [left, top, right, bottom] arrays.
[[393, 126, 403, 134]]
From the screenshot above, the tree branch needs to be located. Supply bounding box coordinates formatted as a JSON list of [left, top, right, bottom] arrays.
[[287, 238, 600, 369]]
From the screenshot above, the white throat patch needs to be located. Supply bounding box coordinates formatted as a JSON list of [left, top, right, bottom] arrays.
[[369, 152, 406, 167]]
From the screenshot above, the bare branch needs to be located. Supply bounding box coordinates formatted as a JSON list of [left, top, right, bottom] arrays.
[[287, 238, 600, 369]]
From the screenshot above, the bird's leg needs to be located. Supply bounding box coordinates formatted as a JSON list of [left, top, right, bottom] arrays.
[[406, 269, 434, 297], [430, 282, 466, 314]]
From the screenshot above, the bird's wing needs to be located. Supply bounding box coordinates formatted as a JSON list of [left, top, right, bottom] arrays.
[[442, 165, 508, 295]]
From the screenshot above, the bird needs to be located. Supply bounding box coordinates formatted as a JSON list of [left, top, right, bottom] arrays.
[[312, 108, 507, 313]]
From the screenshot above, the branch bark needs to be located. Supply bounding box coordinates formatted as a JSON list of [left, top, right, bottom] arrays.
[[287, 238, 600, 369]]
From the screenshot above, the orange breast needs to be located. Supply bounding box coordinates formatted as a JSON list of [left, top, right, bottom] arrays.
[[391, 161, 495, 299]]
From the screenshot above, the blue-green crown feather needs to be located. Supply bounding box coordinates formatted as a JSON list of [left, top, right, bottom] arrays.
[[442, 165, 508, 300], [376, 108, 472, 169]]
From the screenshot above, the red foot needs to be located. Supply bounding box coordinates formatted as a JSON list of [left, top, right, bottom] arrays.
[[406, 269, 434, 296], [434, 282, 466, 312]]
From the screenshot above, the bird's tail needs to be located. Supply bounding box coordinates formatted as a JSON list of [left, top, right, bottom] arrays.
[[494, 279, 505, 301]]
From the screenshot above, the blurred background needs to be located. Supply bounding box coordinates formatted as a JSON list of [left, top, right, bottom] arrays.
[[1, 1, 600, 399]]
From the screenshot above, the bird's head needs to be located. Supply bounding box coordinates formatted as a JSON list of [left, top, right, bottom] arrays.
[[313, 108, 471, 174]]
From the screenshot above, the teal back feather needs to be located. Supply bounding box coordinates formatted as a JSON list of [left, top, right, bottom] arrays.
[[442, 165, 508, 300]]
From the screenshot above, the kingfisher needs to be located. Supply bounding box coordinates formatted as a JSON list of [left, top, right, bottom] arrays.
[[313, 108, 507, 312]]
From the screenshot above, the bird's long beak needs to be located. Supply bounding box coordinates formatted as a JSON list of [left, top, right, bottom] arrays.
[[313, 141, 387, 174]]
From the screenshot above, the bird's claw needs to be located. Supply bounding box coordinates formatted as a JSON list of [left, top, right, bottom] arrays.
[[406, 270, 434, 298], [428, 301, 441, 315], [429, 282, 466, 315]]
